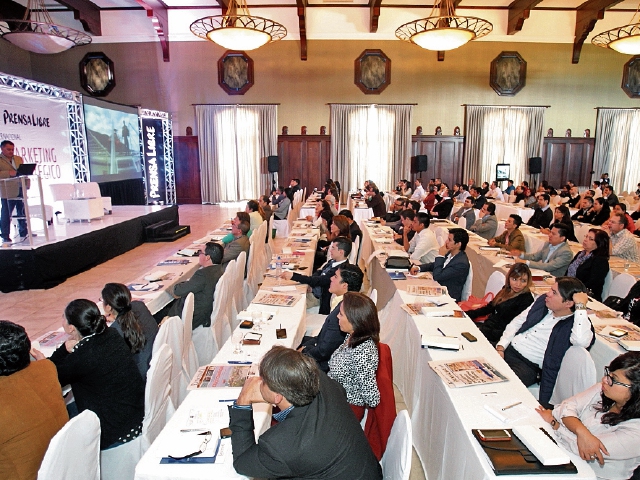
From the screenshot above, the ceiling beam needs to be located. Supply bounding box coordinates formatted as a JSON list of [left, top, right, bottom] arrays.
[[0, 1, 27, 25], [506, 0, 543, 35], [572, 0, 623, 63], [216, 0, 229, 16], [296, 0, 307, 61], [56, 0, 101, 35], [135, 0, 170, 62], [369, 0, 382, 33]]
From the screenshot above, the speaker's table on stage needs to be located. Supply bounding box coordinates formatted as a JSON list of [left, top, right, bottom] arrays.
[[62, 198, 104, 222]]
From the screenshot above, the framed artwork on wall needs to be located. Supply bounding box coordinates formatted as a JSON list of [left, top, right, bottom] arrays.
[[490, 51, 526, 96], [218, 51, 254, 95], [79, 52, 116, 97], [354, 49, 391, 95], [622, 56, 640, 98]]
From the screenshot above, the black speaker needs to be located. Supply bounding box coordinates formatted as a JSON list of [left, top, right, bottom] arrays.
[[268, 155, 279, 173], [417, 155, 428, 172], [529, 157, 542, 174]]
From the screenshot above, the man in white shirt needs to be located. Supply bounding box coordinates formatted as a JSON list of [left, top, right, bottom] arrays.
[[407, 212, 439, 265], [606, 212, 639, 263], [411, 178, 426, 201], [486, 181, 504, 202], [496, 277, 593, 408]]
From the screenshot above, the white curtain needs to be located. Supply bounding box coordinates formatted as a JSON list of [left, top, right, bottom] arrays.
[[330, 104, 412, 197], [463, 106, 545, 185], [195, 105, 277, 203], [594, 108, 640, 194]]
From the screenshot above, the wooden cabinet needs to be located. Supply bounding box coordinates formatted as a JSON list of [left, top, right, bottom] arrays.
[[541, 138, 594, 187], [412, 135, 465, 188], [277, 135, 331, 192], [173, 136, 202, 204]]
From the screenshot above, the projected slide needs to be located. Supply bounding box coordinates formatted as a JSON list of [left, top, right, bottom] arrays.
[[83, 98, 142, 183]]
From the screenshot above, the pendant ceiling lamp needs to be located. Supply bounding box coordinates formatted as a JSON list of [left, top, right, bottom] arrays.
[[0, 0, 91, 54], [395, 0, 492, 51], [190, 0, 286, 51], [592, 6, 640, 54]]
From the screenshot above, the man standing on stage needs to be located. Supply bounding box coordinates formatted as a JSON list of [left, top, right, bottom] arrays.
[[0, 141, 28, 244]]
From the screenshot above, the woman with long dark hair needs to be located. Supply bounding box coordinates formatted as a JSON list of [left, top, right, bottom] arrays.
[[540, 205, 578, 242], [537, 352, 640, 479], [467, 263, 535, 344], [102, 282, 158, 379], [565, 229, 610, 301]]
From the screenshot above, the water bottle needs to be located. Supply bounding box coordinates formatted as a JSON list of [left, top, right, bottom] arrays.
[[275, 255, 282, 286]]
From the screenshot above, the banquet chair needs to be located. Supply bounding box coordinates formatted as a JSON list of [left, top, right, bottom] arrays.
[[38, 410, 101, 480], [549, 346, 597, 406], [273, 205, 291, 237], [244, 236, 262, 306], [601, 270, 613, 302], [234, 251, 249, 313], [369, 288, 378, 306], [179, 293, 199, 403], [457, 217, 466, 228], [380, 410, 412, 480], [100, 344, 174, 480], [349, 236, 360, 264], [267, 215, 276, 256], [152, 315, 185, 408], [508, 194, 516, 203], [485, 271, 505, 297], [435, 227, 448, 247], [609, 272, 637, 299], [461, 263, 473, 301], [305, 312, 328, 336]]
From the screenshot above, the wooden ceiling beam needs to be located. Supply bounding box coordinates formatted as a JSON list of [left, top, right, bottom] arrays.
[[369, 0, 382, 33], [506, 0, 543, 35], [0, 1, 27, 24], [296, 0, 307, 61], [135, 0, 170, 62], [55, 0, 102, 35], [216, 0, 229, 16], [572, 0, 623, 63]]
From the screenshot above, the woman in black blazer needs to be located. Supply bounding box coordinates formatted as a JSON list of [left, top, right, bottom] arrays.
[[590, 197, 611, 226], [565, 228, 610, 301]]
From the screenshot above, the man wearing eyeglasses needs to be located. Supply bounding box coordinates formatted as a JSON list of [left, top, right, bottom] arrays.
[[229, 346, 382, 479], [606, 212, 639, 263], [496, 277, 594, 408]]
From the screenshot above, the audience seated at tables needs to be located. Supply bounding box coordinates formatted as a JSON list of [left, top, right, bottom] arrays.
[[220, 212, 252, 243], [469, 186, 487, 210], [603, 185, 619, 207], [339, 209, 362, 246], [567, 185, 582, 208], [316, 210, 334, 245], [590, 197, 611, 226], [393, 209, 416, 245], [289, 178, 301, 196], [514, 185, 526, 203], [229, 346, 382, 479], [613, 203, 635, 233], [606, 212, 640, 263], [395, 179, 412, 197], [271, 186, 291, 220], [222, 220, 250, 267], [314, 214, 350, 269], [384, 196, 407, 224], [328, 292, 381, 412], [467, 263, 534, 344], [566, 229, 610, 302], [610, 280, 640, 326], [536, 351, 640, 479], [32, 299, 145, 449], [450, 196, 476, 229], [102, 282, 158, 379], [306, 199, 332, 226], [411, 178, 425, 201], [422, 186, 438, 211], [486, 181, 504, 202], [512, 222, 574, 278], [572, 196, 596, 223], [469, 202, 498, 240], [457, 184, 471, 203], [523, 187, 537, 208], [364, 184, 387, 218], [0, 321, 68, 480], [410, 228, 471, 302], [325, 188, 339, 215], [299, 264, 364, 372], [540, 205, 578, 243], [505, 179, 515, 196], [527, 193, 554, 229], [258, 195, 273, 221], [496, 277, 594, 408], [480, 181, 490, 196], [245, 200, 264, 232], [405, 212, 439, 265], [168, 242, 225, 329], [282, 236, 351, 315], [430, 189, 454, 219], [489, 214, 526, 253]]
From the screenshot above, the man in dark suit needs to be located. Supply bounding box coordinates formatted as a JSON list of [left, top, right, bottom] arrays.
[[222, 220, 250, 266], [229, 346, 382, 479], [339, 209, 362, 245], [430, 191, 454, 219], [571, 196, 595, 223], [410, 228, 471, 302], [281, 236, 351, 314], [602, 185, 619, 206], [298, 264, 364, 372], [169, 242, 224, 329], [527, 193, 553, 229], [364, 185, 387, 218], [470, 186, 486, 210]]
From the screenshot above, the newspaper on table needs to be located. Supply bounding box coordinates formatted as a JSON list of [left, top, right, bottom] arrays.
[[406, 285, 447, 296], [401, 302, 441, 316], [252, 291, 301, 307], [595, 324, 640, 343], [36, 330, 70, 349], [429, 358, 508, 388], [188, 364, 259, 389]]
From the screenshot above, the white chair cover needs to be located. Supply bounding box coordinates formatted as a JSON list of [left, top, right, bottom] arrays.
[[349, 236, 360, 264], [182, 293, 198, 378], [549, 346, 597, 406], [461, 263, 473, 301], [369, 288, 378, 305], [381, 410, 412, 480], [38, 410, 101, 480], [435, 227, 448, 247], [152, 316, 184, 408], [305, 313, 328, 336], [609, 272, 637, 299], [457, 217, 466, 227], [508, 194, 516, 203], [273, 206, 292, 237], [601, 270, 613, 302], [485, 271, 505, 297], [234, 251, 249, 313]]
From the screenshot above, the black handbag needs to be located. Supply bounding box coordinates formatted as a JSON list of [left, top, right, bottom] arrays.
[[385, 256, 412, 270], [603, 296, 623, 311]]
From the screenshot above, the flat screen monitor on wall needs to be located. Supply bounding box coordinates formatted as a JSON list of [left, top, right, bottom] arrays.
[[496, 164, 510, 182], [83, 97, 142, 183]]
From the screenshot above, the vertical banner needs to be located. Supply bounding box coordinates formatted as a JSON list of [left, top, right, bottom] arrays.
[[141, 117, 166, 204]]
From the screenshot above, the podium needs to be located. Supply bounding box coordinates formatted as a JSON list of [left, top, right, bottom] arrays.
[[0, 175, 50, 245]]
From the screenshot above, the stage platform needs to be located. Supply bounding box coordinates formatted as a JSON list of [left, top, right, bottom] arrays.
[[0, 205, 179, 292]]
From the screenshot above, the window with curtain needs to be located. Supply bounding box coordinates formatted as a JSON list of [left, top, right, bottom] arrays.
[[195, 105, 277, 203], [330, 104, 412, 197], [463, 106, 545, 186]]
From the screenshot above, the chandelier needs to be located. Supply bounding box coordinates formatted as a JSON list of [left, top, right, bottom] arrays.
[[592, 7, 640, 54], [190, 0, 286, 51], [395, 0, 492, 51], [0, 0, 91, 54]]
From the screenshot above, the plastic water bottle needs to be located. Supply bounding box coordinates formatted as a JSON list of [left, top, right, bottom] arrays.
[[275, 255, 282, 286]]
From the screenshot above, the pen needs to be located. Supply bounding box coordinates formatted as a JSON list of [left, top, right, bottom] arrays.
[[502, 401, 522, 411], [437, 328, 446, 336], [218, 399, 236, 403], [228, 361, 252, 365], [180, 428, 209, 432]]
